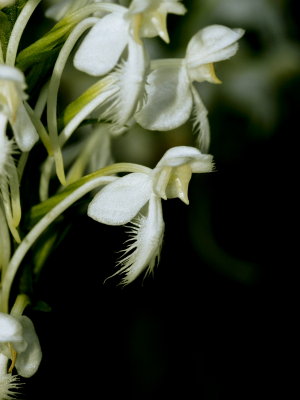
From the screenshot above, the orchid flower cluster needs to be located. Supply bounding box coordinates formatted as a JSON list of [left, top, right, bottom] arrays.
[[0, 0, 244, 397]]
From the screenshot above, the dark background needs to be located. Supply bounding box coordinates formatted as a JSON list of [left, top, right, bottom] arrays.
[[15, 1, 299, 399]]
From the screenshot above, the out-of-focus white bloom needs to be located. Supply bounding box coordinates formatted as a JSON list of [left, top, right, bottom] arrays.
[[0, 0, 15, 9], [0, 312, 42, 378], [88, 146, 213, 284], [0, 65, 38, 152], [135, 25, 244, 152], [74, 0, 186, 76]]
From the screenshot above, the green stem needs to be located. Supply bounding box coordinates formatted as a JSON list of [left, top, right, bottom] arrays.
[[47, 17, 99, 185], [10, 294, 30, 317], [5, 0, 42, 66]]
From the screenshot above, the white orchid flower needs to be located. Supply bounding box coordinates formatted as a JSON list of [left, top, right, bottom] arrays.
[[88, 146, 214, 285], [0, 65, 38, 152], [73, 0, 186, 76], [135, 25, 244, 152], [69, 1, 185, 131], [0, 312, 42, 378]]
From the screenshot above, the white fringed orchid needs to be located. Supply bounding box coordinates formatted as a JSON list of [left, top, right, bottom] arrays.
[[0, 312, 42, 378], [88, 146, 214, 285], [0, 65, 38, 152], [74, 0, 186, 76], [135, 25, 244, 152], [72, 0, 186, 130]]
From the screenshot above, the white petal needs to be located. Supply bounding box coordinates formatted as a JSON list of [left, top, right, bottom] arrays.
[[11, 102, 39, 151], [73, 13, 129, 76], [155, 146, 206, 168], [14, 316, 42, 378], [135, 64, 193, 131], [88, 173, 152, 225], [0, 312, 23, 343], [186, 25, 245, 67]]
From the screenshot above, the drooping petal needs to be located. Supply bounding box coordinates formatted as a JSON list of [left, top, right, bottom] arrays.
[[111, 193, 165, 285], [135, 63, 193, 131], [73, 12, 129, 76], [88, 172, 152, 226], [186, 25, 245, 67], [14, 316, 42, 378], [11, 102, 39, 152]]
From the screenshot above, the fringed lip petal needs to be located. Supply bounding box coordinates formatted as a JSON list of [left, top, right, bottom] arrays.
[[113, 193, 165, 285], [88, 172, 152, 226], [190, 86, 210, 153], [108, 36, 149, 128], [135, 64, 193, 131], [186, 25, 245, 67], [74, 12, 129, 76]]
